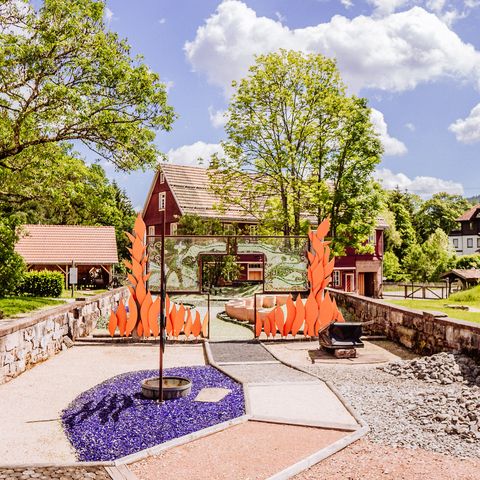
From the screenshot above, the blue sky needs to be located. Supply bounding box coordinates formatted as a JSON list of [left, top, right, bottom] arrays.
[[96, 0, 480, 209]]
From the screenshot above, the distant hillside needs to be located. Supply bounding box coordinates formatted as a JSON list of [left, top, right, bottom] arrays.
[[467, 195, 480, 204]]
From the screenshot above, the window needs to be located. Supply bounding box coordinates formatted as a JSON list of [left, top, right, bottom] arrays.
[[170, 222, 177, 235], [453, 238, 458, 248], [224, 223, 234, 235], [467, 237, 473, 248], [368, 232, 376, 245], [477, 237, 480, 248], [148, 225, 155, 236], [158, 192, 166, 211], [249, 225, 258, 236], [332, 270, 341, 287], [159, 172, 165, 184], [469, 221, 474, 231]]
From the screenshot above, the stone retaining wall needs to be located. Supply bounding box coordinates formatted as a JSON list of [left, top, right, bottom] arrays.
[[0, 287, 128, 384], [330, 289, 480, 356]]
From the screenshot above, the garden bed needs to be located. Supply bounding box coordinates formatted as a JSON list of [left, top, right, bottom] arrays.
[[62, 366, 245, 461]]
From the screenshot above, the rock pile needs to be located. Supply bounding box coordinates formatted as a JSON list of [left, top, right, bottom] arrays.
[[380, 352, 480, 386], [380, 352, 480, 443]]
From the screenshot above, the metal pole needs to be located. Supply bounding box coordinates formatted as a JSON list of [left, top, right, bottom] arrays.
[[207, 292, 211, 339], [254, 292, 257, 338], [158, 209, 166, 403]]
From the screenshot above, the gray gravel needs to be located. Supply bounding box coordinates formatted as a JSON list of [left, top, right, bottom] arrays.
[[305, 358, 480, 458], [221, 363, 317, 384], [209, 341, 275, 363], [0, 467, 110, 479]]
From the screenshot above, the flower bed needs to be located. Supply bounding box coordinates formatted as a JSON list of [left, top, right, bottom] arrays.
[[62, 366, 245, 461]]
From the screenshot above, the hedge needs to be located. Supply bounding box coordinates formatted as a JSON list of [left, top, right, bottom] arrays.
[[19, 270, 64, 297]]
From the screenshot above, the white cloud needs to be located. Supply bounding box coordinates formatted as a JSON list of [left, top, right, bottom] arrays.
[[375, 168, 464, 196], [184, 1, 480, 95], [158, 18, 166, 24], [341, 0, 355, 8], [368, 0, 409, 16], [275, 11, 286, 23], [164, 80, 175, 93], [166, 141, 224, 166], [370, 109, 407, 155], [104, 7, 114, 24], [405, 122, 416, 131], [208, 107, 228, 128], [449, 103, 480, 144]]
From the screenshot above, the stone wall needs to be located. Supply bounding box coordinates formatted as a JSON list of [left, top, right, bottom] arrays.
[[330, 289, 480, 356], [0, 287, 128, 384]]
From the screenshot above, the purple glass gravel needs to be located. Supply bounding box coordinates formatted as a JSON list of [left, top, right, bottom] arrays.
[[61, 366, 245, 461]]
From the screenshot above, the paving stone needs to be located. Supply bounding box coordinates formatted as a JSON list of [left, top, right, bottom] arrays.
[[209, 341, 276, 363], [0, 467, 110, 480]]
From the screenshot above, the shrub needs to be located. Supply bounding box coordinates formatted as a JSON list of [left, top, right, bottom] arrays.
[[0, 217, 26, 297], [19, 270, 64, 297]]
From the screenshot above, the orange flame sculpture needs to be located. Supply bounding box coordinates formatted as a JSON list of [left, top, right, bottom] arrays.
[[255, 218, 344, 338], [108, 214, 209, 339]]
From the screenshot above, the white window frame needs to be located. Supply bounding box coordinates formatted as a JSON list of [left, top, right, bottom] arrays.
[[249, 225, 258, 236], [148, 225, 155, 236], [158, 192, 166, 211], [453, 238, 458, 248], [368, 232, 376, 245], [170, 222, 177, 235], [332, 270, 341, 287], [467, 237, 473, 248], [159, 172, 165, 184], [477, 237, 480, 248]]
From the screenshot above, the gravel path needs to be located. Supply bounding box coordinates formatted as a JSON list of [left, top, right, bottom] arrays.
[[304, 362, 480, 458], [0, 467, 110, 479], [294, 438, 480, 480]]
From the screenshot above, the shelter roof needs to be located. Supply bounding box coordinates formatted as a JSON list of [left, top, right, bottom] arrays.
[[15, 225, 118, 265]]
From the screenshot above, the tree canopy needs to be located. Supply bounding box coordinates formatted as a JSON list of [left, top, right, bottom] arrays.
[[0, 0, 175, 172], [208, 50, 383, 252]]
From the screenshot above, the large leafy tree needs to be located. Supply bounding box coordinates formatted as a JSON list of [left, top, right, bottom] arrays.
[[414, 193, 472, 242], [0, 0, 175, 172], [209, 50, 382, 252], [0, 216, 25, 297]]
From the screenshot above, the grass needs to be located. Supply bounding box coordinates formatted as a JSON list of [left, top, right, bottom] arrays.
[[59, 288, 108, 299], [384, 285, 480, 324], [0, 297, 65, 318]]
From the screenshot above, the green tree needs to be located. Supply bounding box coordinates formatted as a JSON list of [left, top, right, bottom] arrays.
[[209, 50, 382, 252], [0, 0, 175, 173], [385, 199, 417, 259], [383, 251, 403, 282], [414, 193, 471, 242], [455, 254, 480, 269], [403, 229, 455, 282], [0, 216, 25, 297], [177, 214, 224, 236]]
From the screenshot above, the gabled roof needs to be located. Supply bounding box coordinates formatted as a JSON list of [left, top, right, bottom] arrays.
[[456, 204, 480, 222], [15, 225, 118, 265], [143, 163, 388, 229], [441, 269, 480, 281], [145, 163, 258, 222]]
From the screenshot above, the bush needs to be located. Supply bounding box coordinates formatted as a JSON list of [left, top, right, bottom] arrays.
[[0, 217, 26, 297], [19, 270, 64, 297]]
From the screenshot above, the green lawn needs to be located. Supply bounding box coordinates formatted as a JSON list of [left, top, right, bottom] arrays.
[[385, 285, 480, 324], [0, 297, 65, 318], [59, 288, 108, 299]]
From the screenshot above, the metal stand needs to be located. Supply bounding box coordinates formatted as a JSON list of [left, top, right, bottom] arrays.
[[158, 209, 166, 403]]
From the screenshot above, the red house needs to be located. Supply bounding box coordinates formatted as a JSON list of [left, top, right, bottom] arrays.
[[142, 163, 386, 296]]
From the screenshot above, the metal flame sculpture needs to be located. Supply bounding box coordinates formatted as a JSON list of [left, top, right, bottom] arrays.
[[255, 218, 344, 338], [108, 214, 208, 339]]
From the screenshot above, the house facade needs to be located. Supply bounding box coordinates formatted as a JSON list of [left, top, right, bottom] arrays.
[[449, 204, 480, 256], [143, 163, 386, 297]]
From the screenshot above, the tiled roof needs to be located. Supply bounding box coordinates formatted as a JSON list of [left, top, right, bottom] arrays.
[[15, 225, 118, 265], [456, 204, 480, 222], [441, 269, 480, 281], [161, 164, 258, 222], [156, 163, 388, 229]]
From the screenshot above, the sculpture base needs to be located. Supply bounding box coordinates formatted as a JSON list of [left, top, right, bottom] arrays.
[[141, 376, 192, 400]]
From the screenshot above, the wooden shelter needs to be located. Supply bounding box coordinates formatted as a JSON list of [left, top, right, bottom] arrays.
[[15, 225, 119, 288], [441, 269, 480, 293]]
